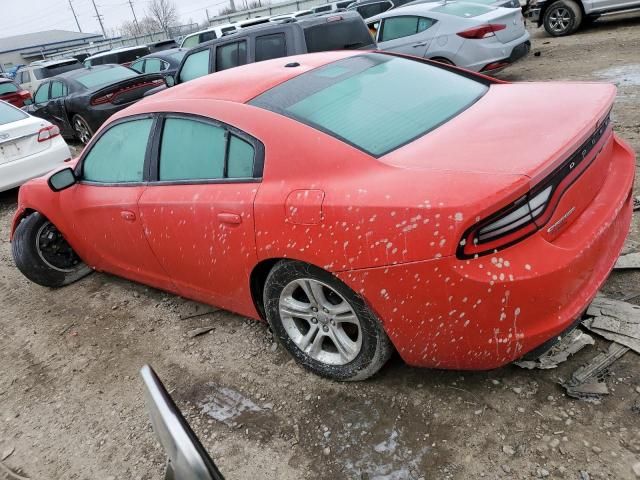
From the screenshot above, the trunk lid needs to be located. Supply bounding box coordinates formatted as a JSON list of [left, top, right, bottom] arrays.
[[0, 116, 51, 165], [89, 73, 165, 106], [477, 7, 526, 43]]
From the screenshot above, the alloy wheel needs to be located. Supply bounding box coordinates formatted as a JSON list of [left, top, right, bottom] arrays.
[[73, 117, 91, 144], [278, 278, 362, 366], [549, 7, 572, 33]]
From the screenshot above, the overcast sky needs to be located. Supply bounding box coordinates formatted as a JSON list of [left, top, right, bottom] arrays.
[[0, 0, 252, 39]]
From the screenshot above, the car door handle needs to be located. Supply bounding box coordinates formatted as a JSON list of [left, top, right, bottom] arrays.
[[217, 212, 242, 224], [413, 42, 429, 47], [120, 210, 136, 222]]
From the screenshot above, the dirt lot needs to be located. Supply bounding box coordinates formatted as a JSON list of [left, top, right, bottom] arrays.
[[2, 15, 640, 480]]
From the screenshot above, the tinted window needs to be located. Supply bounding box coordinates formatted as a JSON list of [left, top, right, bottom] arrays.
[[75, 66, 138, 88], [34, 83, 49, 103], [304, 20, 375, 52], [0, 82, 18, 95], [380, 16, 436, 41], [145, 58, 164, 72], [255, 34, 287, 62], [50, 81, 67, 98], [169, 50, 187, 62], [36, 60, 81, 78], [250, 54, 488, 156], [227, 135, 255, 178], [357, 1, 392, 18], [314, 5, 332, 12], [215, 41, 247, 72], [17, 71, 28, 83], [0, 101, 28, 125], [159, 118, 226, 181], [200, 31, 217, 43], [221, 27, 237, 35], [32, 68, 46, 80], [336, 0, 353, 7], [83, 119, 152, 183], [116, 48, 150, 64], [179, 49, 211, 82]]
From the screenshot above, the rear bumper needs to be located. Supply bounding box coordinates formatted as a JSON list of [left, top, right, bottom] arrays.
[[336, 134, 635, 370], [458, 31, 531, 73], [0, 137, 70, 192], [481, 40, 531, 73]]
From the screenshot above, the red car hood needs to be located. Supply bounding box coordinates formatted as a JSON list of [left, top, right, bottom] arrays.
[[381, 82, 616, 183]]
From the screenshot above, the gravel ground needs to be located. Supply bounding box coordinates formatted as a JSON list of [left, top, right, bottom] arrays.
[[1, 14, 640, 480]]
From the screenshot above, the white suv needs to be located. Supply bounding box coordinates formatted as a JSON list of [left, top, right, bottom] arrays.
[[15, 59, 82, 95]]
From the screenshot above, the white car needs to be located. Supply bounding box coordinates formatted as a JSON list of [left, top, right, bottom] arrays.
[[0, 101, 70, 192], [15, 58, 82, 95], [367, 1, 530, 73]]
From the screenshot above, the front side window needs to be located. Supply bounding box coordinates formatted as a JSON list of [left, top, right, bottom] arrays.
[[83, 118, 152, 183], [255, 34, 287, 62], [34, 83, 50, 103], [50, 81, 67, 99], [380, 16, 436, 42], [159, 118, 226, 181], [179, 49, 211, 83], [0, 82, 18, 95], [250, 53, 488, 157], [130, 59, 145, 73], [215, 41, 247, 72]]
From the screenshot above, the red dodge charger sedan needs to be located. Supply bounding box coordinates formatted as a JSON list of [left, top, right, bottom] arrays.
[[11, 51, 635, 380]]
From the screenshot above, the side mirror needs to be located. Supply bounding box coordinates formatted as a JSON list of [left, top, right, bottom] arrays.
[[165, 75, 176, 87], [48, 167, 77, 192], [140, 365, 224, 480]]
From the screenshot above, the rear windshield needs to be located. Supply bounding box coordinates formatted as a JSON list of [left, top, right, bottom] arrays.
[[250, 54, 488, 156], [0, 82, 18, 95], [0, 101, 28, 125], [33, 60, 81, 80], [430, 3, 493, 17], [75, 66, 138, 89], [304, 19, 375, 52]]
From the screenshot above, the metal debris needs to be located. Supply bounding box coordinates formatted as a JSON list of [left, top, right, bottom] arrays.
[[563, 343, 629, 401], [187, 326, 215, 338], [515, 329, 594, 369], [584, 296, 640, 354], [615, 252, 640, 270]]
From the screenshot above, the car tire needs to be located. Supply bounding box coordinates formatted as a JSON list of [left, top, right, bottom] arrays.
[[12, 212, 92, 288], [543, 0, 583, 36], [72, 114, 93, 144], [263, 260, 393, 381]]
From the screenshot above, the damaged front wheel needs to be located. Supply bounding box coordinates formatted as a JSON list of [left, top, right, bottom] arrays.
[[12, 212, 92, 288]]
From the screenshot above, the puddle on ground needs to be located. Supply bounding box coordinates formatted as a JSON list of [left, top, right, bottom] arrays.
[[595, 64, 640, 87]]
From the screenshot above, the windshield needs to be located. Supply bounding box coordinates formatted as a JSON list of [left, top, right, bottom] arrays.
[[250, 54, 488, 157], [75, 66, 138, 89], [0, 101, 29, 125]]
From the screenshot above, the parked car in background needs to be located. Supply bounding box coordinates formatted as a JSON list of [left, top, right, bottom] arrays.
[[148, 39, 178, 52], [83, 46, 151, 67], [368, 2, 530, 73], [0, 100, 70, 192], [11, 51, 635, 380], [130, 48, 187, 78], [270, 9, 314, 21], [155, 12, 375, 94], [310, 0, 355, 13], [5, 64, 26, 79], [347, 0, 415, 18], [25, 65, 164, 144], [525, 0, 640, 36], [407, 0, 522, 8], [0, 78, 32, 107], [180, 18, 272, 49], [15, 59, 82, 95]]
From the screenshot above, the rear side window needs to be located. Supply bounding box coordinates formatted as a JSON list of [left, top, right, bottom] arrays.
[[255, 34, 287, 62], [34, 83, 49, 103], [380, 16, 436, 41], [145, 58, 164, 73], [227, 136, 255, 178], [304, 20, 375, 52], [0, 101, 28, 125], [83, 119, 152, 183], [0, 82, 18, 95], [179, 49, 211, 82], [159, 118, 226, 180], [250, 54, 488, 157], [215, 41, 247, 71], [200, 31, 217, 43]]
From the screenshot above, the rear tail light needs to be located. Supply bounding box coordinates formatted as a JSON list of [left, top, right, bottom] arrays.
[[37, 125, 60, 142], [18, 90, 31, 100], [457, 24, 506, 39], [458, 113, 612, 259], [327, 15, 343, 22], [90, 78, 164, 106]]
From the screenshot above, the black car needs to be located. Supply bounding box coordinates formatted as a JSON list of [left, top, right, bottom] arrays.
[[25, 64, 164, 144], [146, 11, 375, 96], [129, 48, 187, 78], [346, 0, 415, 18], [147, 39, 179, 52]]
